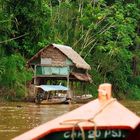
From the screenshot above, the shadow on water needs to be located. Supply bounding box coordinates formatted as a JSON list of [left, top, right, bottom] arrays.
[[0, 100, 139, 140]]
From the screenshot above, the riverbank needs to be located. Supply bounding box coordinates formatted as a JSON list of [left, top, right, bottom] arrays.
[[1, 94, 140, 103], [1, 86, 140, 102]]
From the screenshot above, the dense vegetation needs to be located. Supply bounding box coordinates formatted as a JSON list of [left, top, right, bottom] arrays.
[[0, 0, 140, 100]]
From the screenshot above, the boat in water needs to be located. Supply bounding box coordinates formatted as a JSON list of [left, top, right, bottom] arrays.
[[73, 94, 93, 104], [35, 85, 70, 104], [125, 122, 140, 140], [13, 83, 140, 140]]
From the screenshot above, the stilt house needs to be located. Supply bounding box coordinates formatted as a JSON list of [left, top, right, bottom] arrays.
[[27, 44, 92, 96]]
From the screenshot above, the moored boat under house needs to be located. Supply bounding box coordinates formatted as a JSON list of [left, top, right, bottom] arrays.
[[27, 44, 92, 101]]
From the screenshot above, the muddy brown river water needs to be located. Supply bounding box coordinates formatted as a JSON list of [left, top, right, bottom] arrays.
[[0, 101, 140, 140]]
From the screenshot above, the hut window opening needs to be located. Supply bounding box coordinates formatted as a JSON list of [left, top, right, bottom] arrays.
[[41, 58, 52, 65]]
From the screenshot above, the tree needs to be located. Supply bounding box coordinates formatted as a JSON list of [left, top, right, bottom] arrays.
[[1, 0, 51, 57], [0, 0, 140, 99], [0, 0, 51, 99]]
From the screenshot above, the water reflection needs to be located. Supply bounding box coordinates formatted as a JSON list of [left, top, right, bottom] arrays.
[[0, 101, 139, 140]]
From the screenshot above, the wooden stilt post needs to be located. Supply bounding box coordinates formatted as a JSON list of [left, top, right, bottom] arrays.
[[73, 81, 75, 99], [67, 74, 69, 88], [84, 82, 86, 96], [81, 81, 83, 96], [34, 65, 37, 95], [71, 81, 73, 99]]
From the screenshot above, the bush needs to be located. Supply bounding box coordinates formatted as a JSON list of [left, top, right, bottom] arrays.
[[0, 54, 32, 99], [127, 85, 140, 100]]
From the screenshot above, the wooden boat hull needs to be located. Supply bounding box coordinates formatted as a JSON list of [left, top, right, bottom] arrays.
[[38, 127, 131, 140], [73, 97, 93, 104], [13, 98, 140, 140], [39, 99, 69, 105], [126, 123, 140, 140], [35, 85, 70, 105], [13, 83, 140, 140], [72, 94, 93, 104]]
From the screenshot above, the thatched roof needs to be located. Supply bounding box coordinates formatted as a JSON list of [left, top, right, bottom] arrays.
[[28, 44, 91, 70], [71, 72, 92, 82]]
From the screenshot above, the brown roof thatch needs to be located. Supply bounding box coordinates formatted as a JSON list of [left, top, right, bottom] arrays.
[[28, 44, 91, 70], [71, 72, 92, 82]]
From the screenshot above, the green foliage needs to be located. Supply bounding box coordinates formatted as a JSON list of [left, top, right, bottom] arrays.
[[0, 54, 32, 99], [75, 0, 140, 98], [127, 85, 140, 100], [0, 0, 49, 99], [1, 0, 51, 57], [1, 0, 140, 100]]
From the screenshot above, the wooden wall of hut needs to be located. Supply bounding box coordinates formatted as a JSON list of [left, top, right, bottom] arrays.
[[41, 46, 67, 66]]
